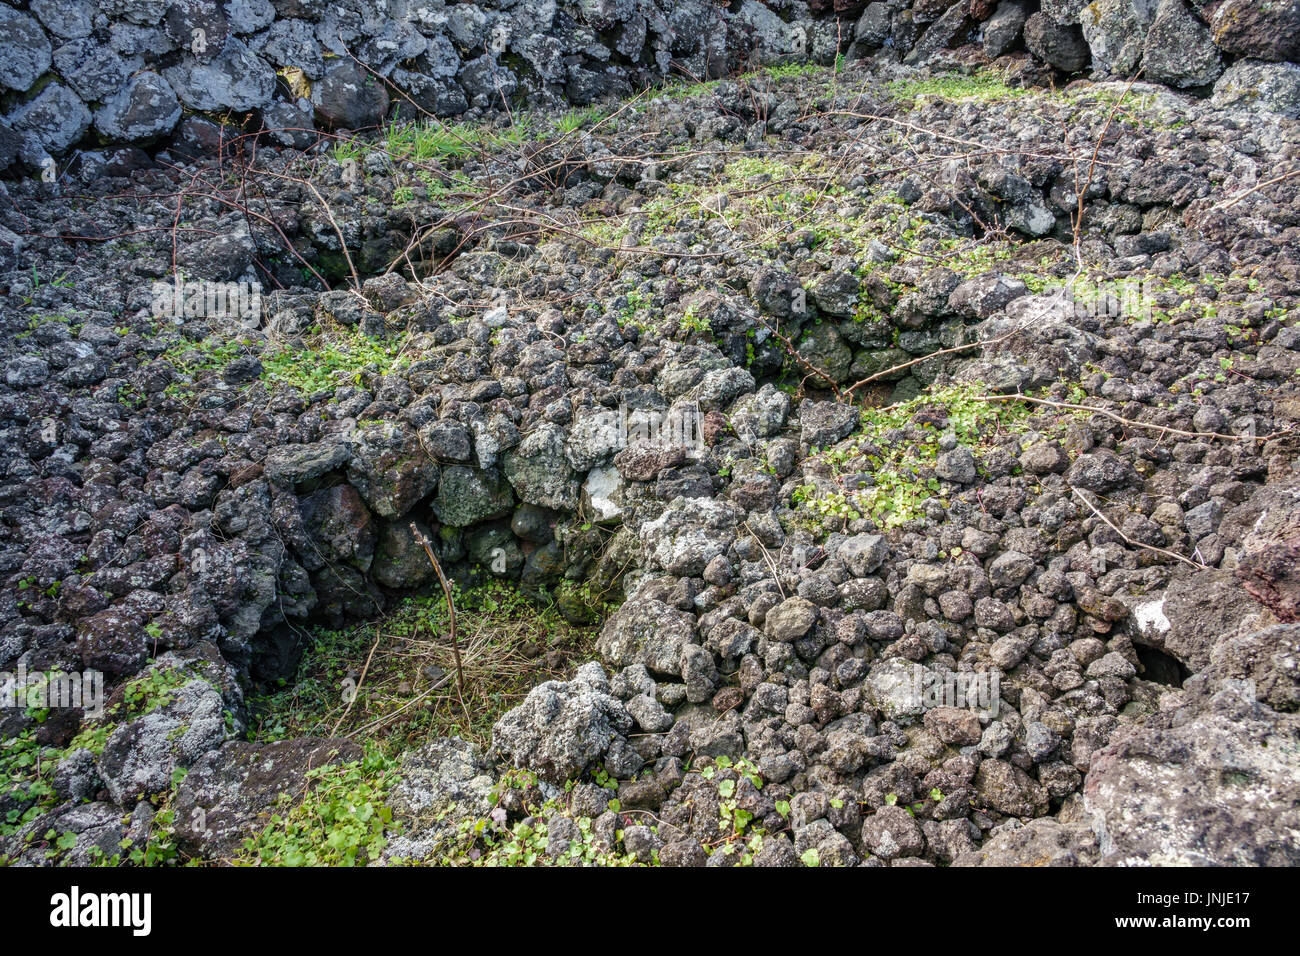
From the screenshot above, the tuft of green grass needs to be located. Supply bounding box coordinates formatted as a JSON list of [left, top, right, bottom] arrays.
[[260, 327, 411, 395], [887, 71, 1035, 104]]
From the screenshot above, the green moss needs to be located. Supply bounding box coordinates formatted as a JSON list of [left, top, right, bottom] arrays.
[[791, 382, 1086, 532], [887, 70, 1036, 104]]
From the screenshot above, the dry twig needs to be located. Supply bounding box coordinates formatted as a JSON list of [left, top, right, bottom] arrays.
[[411, 522, 469, 720]]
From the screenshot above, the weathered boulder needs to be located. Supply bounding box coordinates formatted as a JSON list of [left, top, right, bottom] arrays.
[[503, 423, 580, 511], [597, 597, 696, 677], [1086, 690, 1300, 865], [1211, 60, 1300, 118], [381, 737, 496, 862], [1142, 0, 1222, 88], [347, 424, 439, 519], [1210, 0, 1300, 62], [490, 663, 634, 782], [174, 737, 363, 857]]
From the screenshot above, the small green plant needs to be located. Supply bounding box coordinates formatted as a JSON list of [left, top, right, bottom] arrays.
[[791, 383, 1085, 532], [241, 747, 399, 866], [678, 304, 710, 335], [887, 70, 1033, 104]]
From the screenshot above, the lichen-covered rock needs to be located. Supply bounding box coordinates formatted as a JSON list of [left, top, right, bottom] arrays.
[[503, 423, 580, 511], [430, 465, 515, 527], [1210, 0, 1300, 62], [640, 496, 738, 576], [1211, 60, 1300, 118], [0, 6, 53, 93], [597, 597, 696, 677], [954, 817, 1099, 866], [1141, 0, 1222, 89], [346, 424, 439, 519], [974, 758, 1050, 817], [94, 71, 182, 141], [174, 737, 363, 857], [1079, 0, 1156, 77], [1085, 689, 1300, 865], [97, 665, 235, 805], [263, 439, 350, 485], [861, 804, 925, 859], [490, 663, 634, 782], [5, 83, 91, 157], [381, 737, 495, 863], [162, 37, 275, 111]]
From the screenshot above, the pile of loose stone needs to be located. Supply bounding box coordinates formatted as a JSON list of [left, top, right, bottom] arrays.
[[1, 54, 1298, 866]]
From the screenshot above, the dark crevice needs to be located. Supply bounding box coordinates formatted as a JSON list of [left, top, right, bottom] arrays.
[[1134, 643, 1191, 688]]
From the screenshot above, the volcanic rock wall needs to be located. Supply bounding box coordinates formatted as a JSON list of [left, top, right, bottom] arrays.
[[2, 1, 1299, 176]]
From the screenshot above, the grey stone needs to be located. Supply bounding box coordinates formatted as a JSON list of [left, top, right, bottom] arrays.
[[1211, 60, 1300, 119], [5, 82, 91, 156], [94, 72, 182, 141], [1086, 692, 1300, 864], [1024, 11, 1090, 72], [431, 465, 514, 527], [1079, 0, 1156, 77], [597, 598, 695, 677], [983, 1, 1028, 58], [1211, 0, 1300, 62], [0, 6, 53, 92], [30, 0, 96, 40], [490, 664, 633, 783], [163, 37, 275, 111], [503, 422, 580, 511], [1142, 0, 1222, 89]]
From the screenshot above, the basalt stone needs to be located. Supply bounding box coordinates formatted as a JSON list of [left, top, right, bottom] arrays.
[[30, 0, 96, 41], [798, 322, 853, 385], [5, 83, 91, 157], [597, 598, 695, 677], [163, 37, 275, 111], [163, 0, 231, 62], [1211, 60, 1300, 118], [299, 483, 377, 572], [430, 465, 515, 528], [372, 520, 434, 589], [54, 39, 138, 104], [1079, 0, 1156, 77], [503, 423, 580, 511], [1086, 692, 1300, 865], [1024, 11, 1090, 72], [983, 1, 1028, 57], [346, 424, 439, 519], [94, 72, 183, 141], [175, 737, 363, 857], [1211, 0, 1300, 62], [256, 18, 325, 78], [0, 7, 53, 93], [1142, 0, 1222, 89], [226, 0, 276, 34], [490, 663, 634, 783]]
